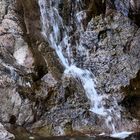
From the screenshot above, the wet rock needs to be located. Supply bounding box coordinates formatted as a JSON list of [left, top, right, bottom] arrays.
[[0, 0, 140, 138], [30, 74, 89, 136], [74, 11, 140, 132], [106, 0, 140, 26], [0, 0, 9, 21], [0, 65, 35, 126], [0, 123, 14, 140], [20, 0, 42, 40], [0, 33, 15, 54], [38, 42, 64, 81], [76, 12, 140, 96]]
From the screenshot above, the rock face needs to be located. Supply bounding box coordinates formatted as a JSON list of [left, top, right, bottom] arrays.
[[81, 12, 140, 95], [0, 0, 140, 139], [0, 123, 14, 139]]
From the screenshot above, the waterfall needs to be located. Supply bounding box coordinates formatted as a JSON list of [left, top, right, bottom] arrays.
[[38, 0, 107, 119], [38, 0, 133, 138]]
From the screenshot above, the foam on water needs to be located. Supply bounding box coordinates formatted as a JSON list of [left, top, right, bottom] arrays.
[[111, 131, 133, 139]]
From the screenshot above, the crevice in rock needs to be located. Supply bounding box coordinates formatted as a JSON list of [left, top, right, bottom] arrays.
[[15, 0, 48, 81], [123, 26, 139, 54], [4, 1, 10, 17], [129, 0, 140, 27], [9, 115, 16, 125], [121, 70, 140, 120]]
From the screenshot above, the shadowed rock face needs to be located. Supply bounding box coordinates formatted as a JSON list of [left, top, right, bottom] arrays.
[[0, 0, 140, 139], [19, 0, 41, 38], [129, 0, 140, 26], [106, 0, 140, 26], [121, 70, 140, 120]]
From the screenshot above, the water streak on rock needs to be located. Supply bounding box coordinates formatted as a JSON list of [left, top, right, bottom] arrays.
[[38, 0, 133, 136]]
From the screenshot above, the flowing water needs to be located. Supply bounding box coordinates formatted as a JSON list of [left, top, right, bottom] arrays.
[[38, 0, 133, 138]]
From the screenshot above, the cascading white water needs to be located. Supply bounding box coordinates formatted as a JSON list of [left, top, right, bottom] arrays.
[[38, 0, 133, 138], [39, 0, 107, 119]]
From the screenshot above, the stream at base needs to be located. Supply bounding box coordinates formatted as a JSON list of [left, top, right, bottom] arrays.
[[13, 132, 140, 140], [8, 125, 139, 140]]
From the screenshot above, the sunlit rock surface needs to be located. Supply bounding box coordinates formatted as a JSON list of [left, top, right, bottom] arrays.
[[0, 0, 140, 139]]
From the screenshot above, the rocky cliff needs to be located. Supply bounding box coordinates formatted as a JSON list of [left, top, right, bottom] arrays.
[[0, 0, 140, 139]]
